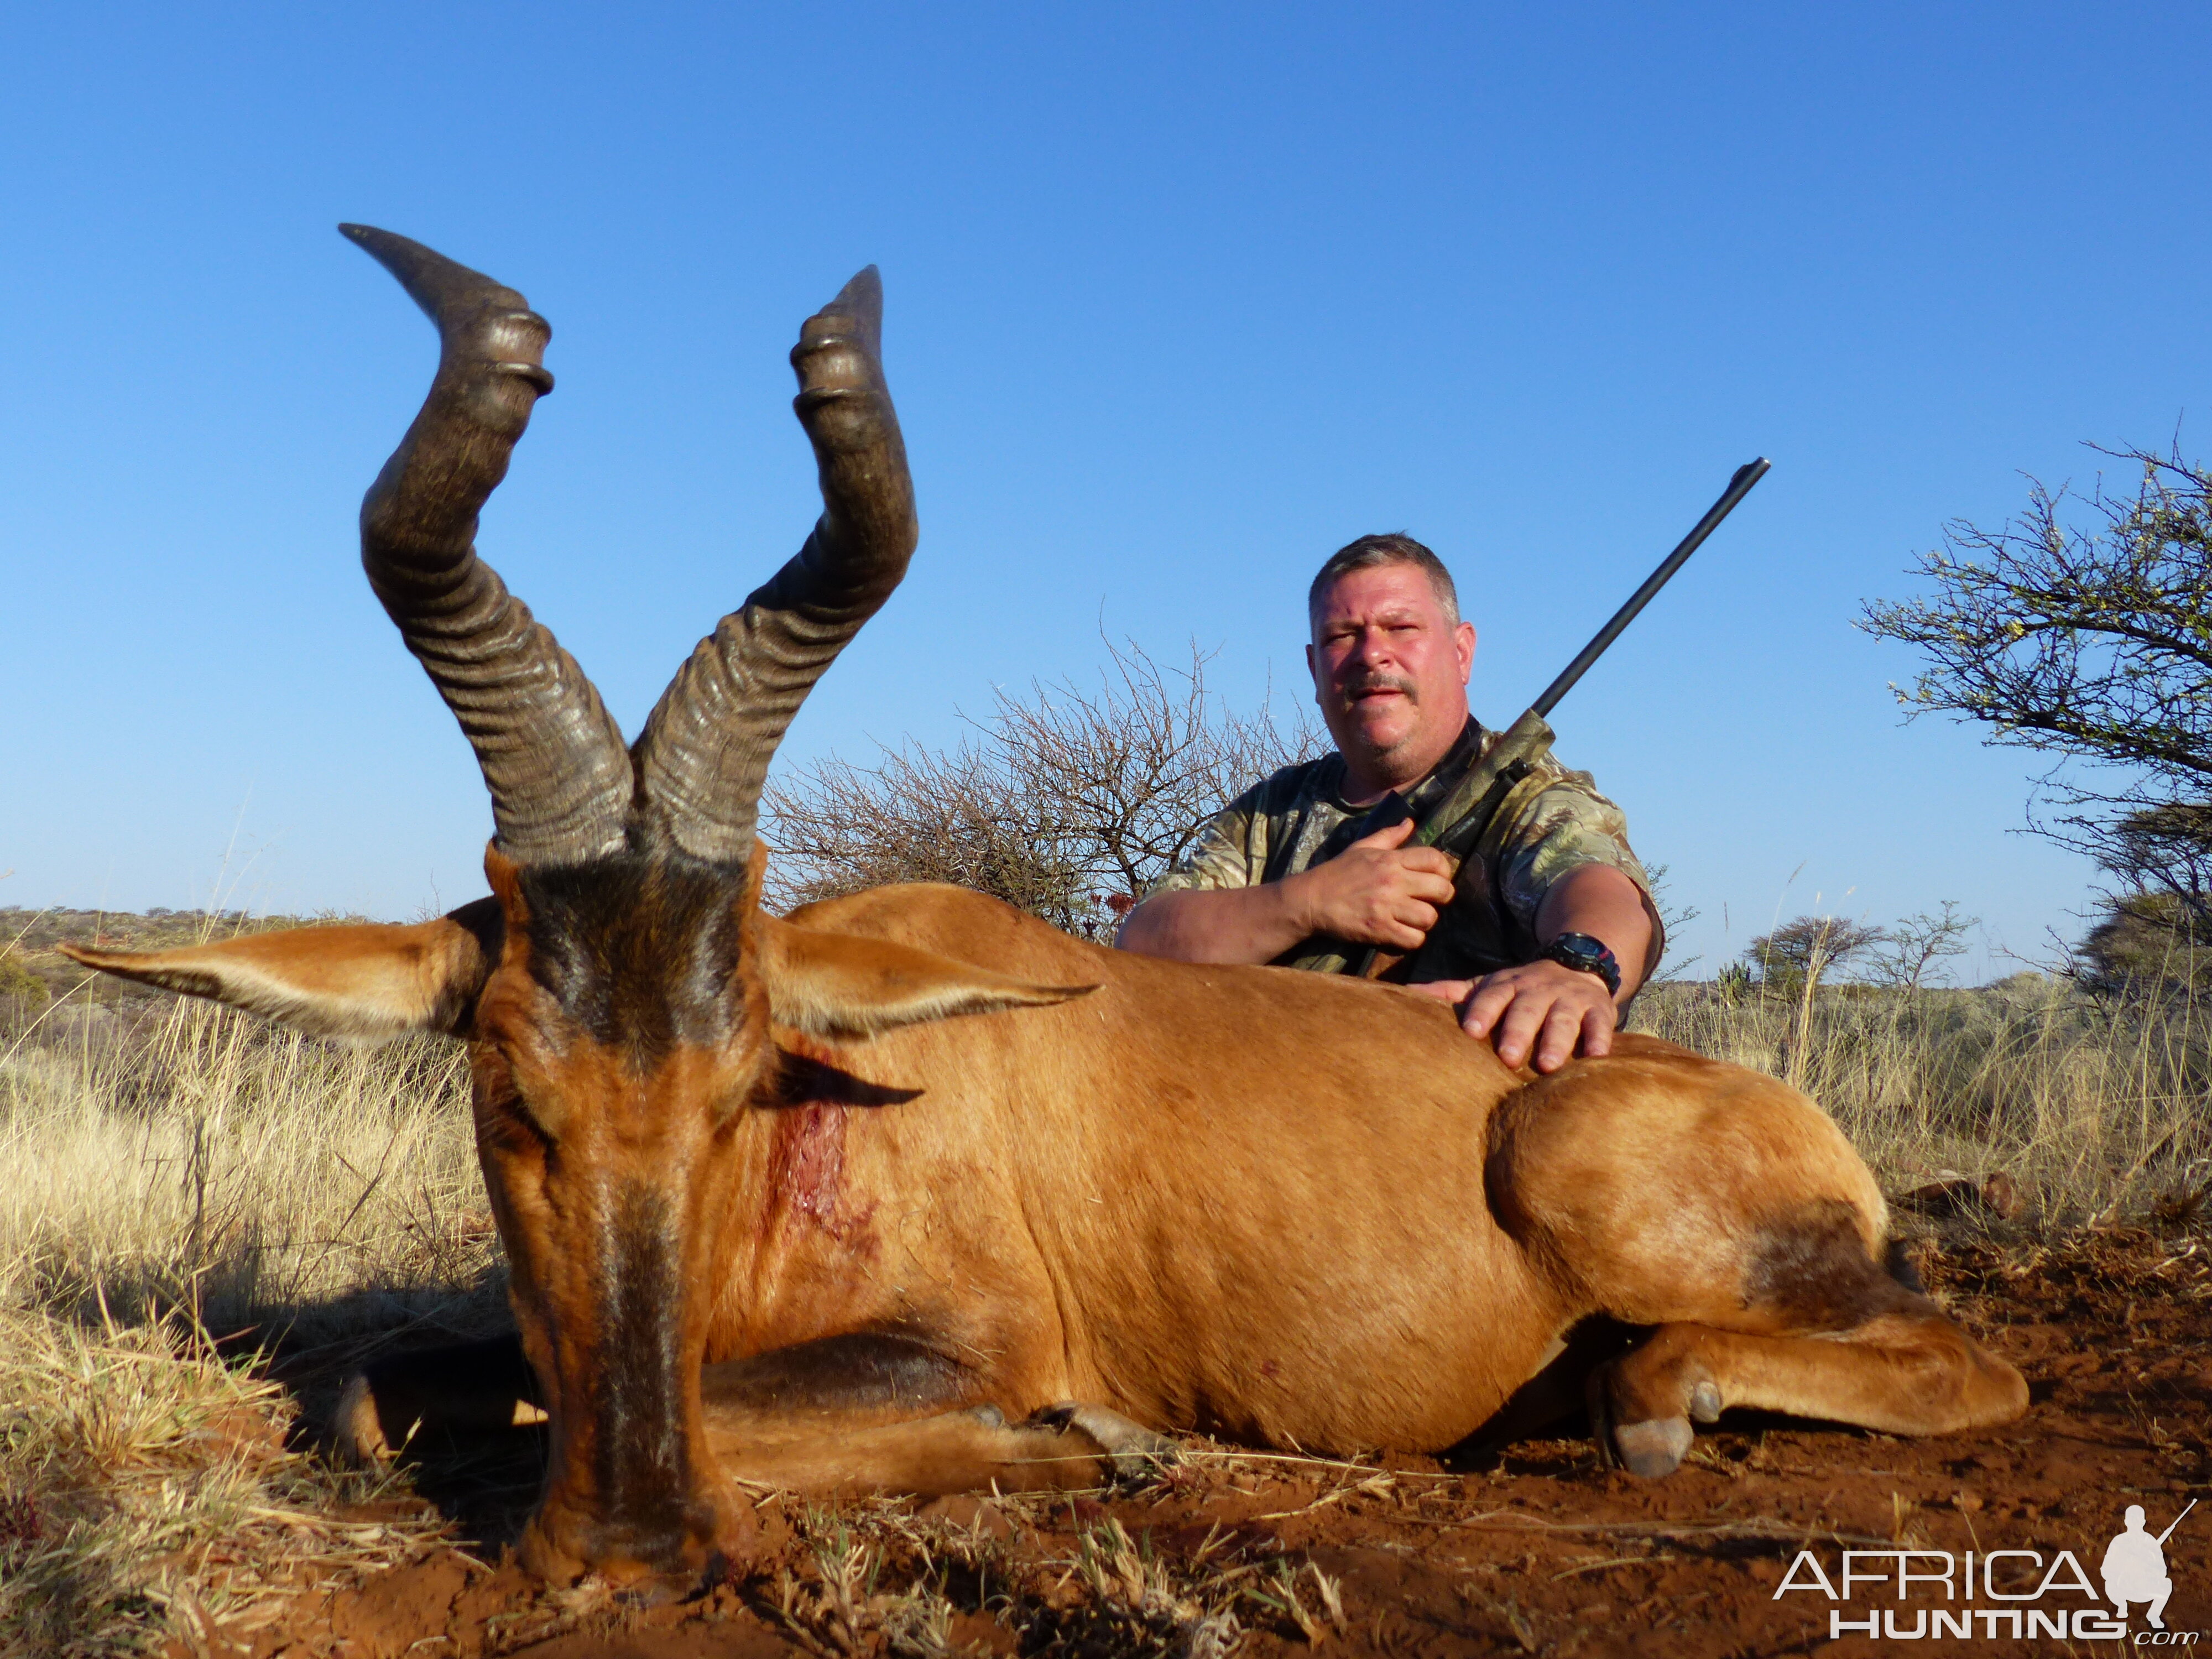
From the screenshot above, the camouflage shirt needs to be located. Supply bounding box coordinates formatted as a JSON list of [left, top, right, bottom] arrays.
[[1131, 717, 1661, 980]]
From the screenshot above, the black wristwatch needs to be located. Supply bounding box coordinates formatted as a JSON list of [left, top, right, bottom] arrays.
[[1539, 932, 1621, 997]]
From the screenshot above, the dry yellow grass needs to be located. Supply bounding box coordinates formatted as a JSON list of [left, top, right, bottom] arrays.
[[1631, 975, 2212, 1224], [0, 946, 2204, 1651], [0, 1306, 444, 1656], [1, 998, 500, 1345], [0, 993, 502, 1655]]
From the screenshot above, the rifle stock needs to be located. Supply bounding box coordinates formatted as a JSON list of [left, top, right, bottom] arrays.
[[1282, 708, 1554, 978]]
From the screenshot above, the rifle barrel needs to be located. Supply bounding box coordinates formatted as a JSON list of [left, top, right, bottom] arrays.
[[1530, 457, 1770, 719], [2154, 1498, 2197, 1546]]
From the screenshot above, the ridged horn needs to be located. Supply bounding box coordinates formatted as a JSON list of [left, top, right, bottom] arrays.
[[632, 267, 918, 865], [342, 224, 633, 867]]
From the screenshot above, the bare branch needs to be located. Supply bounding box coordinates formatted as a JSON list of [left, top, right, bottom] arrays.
[[1865, 901, 1978, 993], [1863, 441, 2212, 930], [764, 639, 1324, 936]]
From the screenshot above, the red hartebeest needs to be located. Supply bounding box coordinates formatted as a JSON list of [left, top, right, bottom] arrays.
[[65, 228, 2027, 1583]]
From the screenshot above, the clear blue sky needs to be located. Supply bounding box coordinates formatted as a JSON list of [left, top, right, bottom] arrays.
[[7, 3, 2209, 981]]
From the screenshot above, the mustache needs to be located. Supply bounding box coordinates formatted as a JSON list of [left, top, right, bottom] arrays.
[[1337, 671, 1417, 702]]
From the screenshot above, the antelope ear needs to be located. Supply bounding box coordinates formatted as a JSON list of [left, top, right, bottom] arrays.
[[756, 915, 1095, 1039], [58, 899, 504, 1042]]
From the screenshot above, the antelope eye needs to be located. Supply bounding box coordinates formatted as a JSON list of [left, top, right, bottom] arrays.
[[505, 1085, 551, 1137], [476, 1081, 550, 1149], [476, 1047, 560, 1144]]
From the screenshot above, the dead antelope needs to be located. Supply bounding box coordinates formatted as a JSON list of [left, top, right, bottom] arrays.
[[66, 228, 2027, 1583]]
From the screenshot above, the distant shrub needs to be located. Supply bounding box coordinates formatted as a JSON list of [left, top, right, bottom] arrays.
[[1743, 915, 1885, 999], [0, 949, 45, 1007], [2077, 890, 2212, 995], [1715, 961, 1754, 1005]]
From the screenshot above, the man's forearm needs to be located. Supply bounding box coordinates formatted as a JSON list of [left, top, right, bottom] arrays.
[[1533, 864, 1655, 1003], [1115, 883, 1314, 965], [1123, 820, 1456, 963]]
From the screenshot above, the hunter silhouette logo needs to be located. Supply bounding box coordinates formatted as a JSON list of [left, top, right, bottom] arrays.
[[2106, 1500, 2194, 1631], [1774, 1498, 2198, 1641]]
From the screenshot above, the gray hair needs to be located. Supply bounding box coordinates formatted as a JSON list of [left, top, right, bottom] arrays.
[[1307, 533, 1459, 628]]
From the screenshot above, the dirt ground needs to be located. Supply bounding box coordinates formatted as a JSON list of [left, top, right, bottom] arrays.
[[167, 1229, 2210, 1659]]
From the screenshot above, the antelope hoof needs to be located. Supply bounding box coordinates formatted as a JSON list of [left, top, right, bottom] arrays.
[[330, 1373, 393, 1468], [1612, 1416, 1694, 1479], [1689, 1381, 1723, 1424], [1029, 1401, 1179, 1480]]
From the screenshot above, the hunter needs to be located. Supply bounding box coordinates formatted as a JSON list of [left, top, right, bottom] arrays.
[[1115, 534, 1661, 1075]]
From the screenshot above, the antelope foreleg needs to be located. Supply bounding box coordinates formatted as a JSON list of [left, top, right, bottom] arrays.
[[700, 1400, 1175, 1499], [696, 1332, 1174, 1498], [331, 1333, 542, 1464]]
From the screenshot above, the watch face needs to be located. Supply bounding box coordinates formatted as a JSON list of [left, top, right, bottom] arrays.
[[1546, 933, 1619, 992]]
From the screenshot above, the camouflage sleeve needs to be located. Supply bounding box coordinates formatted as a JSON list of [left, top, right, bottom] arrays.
[[1491, 759, 1661, 963], [1136, 781, 1274, 901]]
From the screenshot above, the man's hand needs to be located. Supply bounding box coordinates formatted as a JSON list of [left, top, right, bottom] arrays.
[[1285, 818, 1457, 951], [1411, 959, 1618, 1074], [1113, 816, 1453, 965], [1412, 865, 1651, 1073]]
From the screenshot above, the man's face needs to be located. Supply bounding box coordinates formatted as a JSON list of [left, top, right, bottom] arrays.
[[1306, 562, 1477, 791]]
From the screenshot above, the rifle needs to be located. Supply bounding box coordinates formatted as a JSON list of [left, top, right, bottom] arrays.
[[1287, 457, 1771, 979], [2155, 1499, 2197, 1546]]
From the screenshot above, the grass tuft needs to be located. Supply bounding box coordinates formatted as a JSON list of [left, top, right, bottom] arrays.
[[0, 1307, 444, 1656]]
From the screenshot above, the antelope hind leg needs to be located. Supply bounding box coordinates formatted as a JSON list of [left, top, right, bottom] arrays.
[[1593, 1305, 2030, 1477], [1486, 1041, 2027, 1477]]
